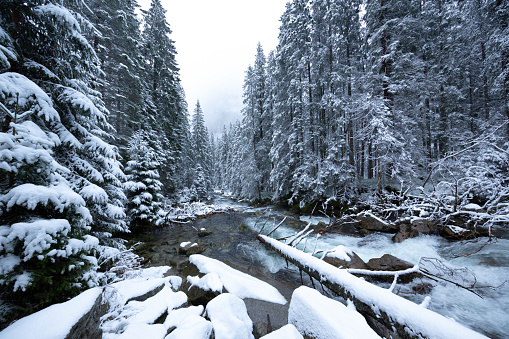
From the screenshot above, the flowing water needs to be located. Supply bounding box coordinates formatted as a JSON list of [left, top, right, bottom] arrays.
[[140, 195, 509, 338]]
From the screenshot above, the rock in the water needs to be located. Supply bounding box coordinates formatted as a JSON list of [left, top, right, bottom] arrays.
[[179, 242, 205, 256], [439, 224, 475, 240], [356, 212, 398, 233], [366, 254, 413, 272], [392, 218, 438, 243], [323, 250, 367, 270], [198, 228, 213, 237], [366, 254, 417, 283], [186, 284, 222, 306]]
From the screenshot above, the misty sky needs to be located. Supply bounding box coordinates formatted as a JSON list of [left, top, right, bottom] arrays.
[[137, 0, 288, 134]]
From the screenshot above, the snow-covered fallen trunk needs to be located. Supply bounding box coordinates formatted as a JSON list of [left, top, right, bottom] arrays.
[[257, 234, 488, 339]]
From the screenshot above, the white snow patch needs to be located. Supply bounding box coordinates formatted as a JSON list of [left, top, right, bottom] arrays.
[[188, 272, 223, 292], [260, 324, 303, 339], [165, 314, 212, 339], [80, 184, 108, 204], [289, 286, 380, 339], [117, 323, 166, 339], [323, 245, 353, 261], [189, 254, 286, 304], [163, 305, 204, 329], [462, 203, 483, 211], [206, 293, 254, 339], [0, 287, 101, 339]]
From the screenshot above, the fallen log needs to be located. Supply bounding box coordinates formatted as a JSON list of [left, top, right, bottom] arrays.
[[256, 233, 487, 339]]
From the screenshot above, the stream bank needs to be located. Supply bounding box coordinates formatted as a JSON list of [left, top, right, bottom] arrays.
[[133, 195, 509, 338]]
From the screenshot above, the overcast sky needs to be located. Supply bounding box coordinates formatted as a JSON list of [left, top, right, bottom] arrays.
[[137, 0, 288, 134]]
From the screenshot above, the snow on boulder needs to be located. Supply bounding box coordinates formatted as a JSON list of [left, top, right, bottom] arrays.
[[165, 314, 212, 339], [0, 287, 101, 339], [179, 242, 204, 255], [189, 254, 286, 305], [206, 293, 254, 339], [188, 272, 223, 293], [356, 211, 398, 232], [108, 276, 172, 305], [117, 323, 167, 339], [260, 324, 303, 339], [164, 305, 204, 330], [102, 285, 187, 336], [288, 286, 381, 339], [322, 245, 353, 261]]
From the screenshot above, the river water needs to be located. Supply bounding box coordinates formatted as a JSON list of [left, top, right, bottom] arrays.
[[142, 195, 509, 338]]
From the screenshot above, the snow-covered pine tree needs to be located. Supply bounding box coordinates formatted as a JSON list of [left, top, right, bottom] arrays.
[[87, 0, 147, 147], [190, 101, 212, 200], [142, 0, 187, 198], [0, 72, 98, 308], [124, 130, 164, 229]]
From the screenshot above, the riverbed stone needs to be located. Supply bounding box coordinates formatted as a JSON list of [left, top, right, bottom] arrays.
[[198, 228, 213, 237], [366, 254, 413, 272], [179, 242, 205, 256], [392, 218, 438, 243], [323, 251, 367, 270], [186, 285, 222, 306], [356, 212, 398, 233]]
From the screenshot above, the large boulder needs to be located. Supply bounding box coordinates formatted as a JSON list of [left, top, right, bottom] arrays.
[[323, 249, 367, 270], [179, 242, 205, 256], [392, 218, 438, 243], [356, 212, 398, 233], [366, 254, 417, 283], [366, 254, 414, 271]]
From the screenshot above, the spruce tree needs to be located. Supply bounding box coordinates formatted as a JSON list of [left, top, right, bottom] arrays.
[[142, 0, 187, 197], [190, 101, 212, 200], [124, 130, 164, 229]]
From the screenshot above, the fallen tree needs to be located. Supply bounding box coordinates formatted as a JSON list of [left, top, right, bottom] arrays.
[[255, 233, 488, 339]]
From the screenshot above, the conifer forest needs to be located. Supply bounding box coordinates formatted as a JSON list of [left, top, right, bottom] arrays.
[[0, 0, 508, 338]]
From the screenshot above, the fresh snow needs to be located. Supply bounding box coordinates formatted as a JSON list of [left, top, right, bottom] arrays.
[[289, 286, 380, 339], [0, 72, 59, 122], [188, 272, 223, 292], [116, 323, 167, 339], [165, 314, 212, 339], [462, 203, 483, 211], [206, 293, 254, 339], [321, 244, 353, 261], [189, 254, 287, 304], [260, 324, 303, 339], [0, 287, 101, 339], [259, 234, 488, 339], [163, 305, 204, 329]]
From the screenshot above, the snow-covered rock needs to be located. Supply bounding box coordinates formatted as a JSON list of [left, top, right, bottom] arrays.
[[289, 286, 381, 339], [206, 293, 254, 339], [0, 287, 102, 339], [189, 254, 286, 304], [260, 324, 303, 339], [165, 314, 212, 339]]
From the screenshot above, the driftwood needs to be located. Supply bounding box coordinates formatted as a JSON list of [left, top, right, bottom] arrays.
[[255, 233, 487, 339]]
